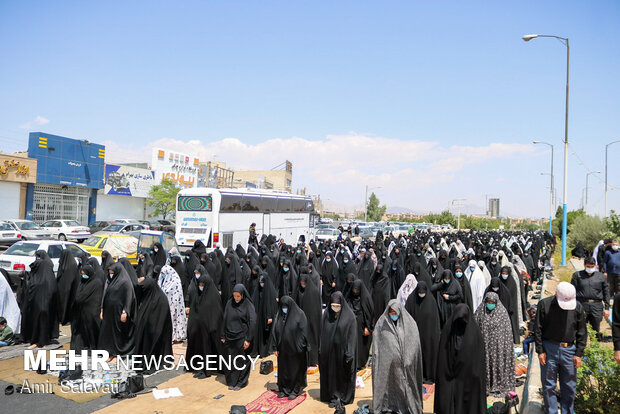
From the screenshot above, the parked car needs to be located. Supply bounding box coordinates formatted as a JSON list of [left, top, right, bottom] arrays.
[[0, 240, 98, 287], [0, 221, 21, 246], [126, 230, 180, 259], [315, 228, 341, 241], [157, 219, 175, 233], [315, 224, 336, 230], [89, 220, 113, 234], [139, 220, 163, 231], [5, 219, 54, 240], [359, 228, 374, 239], [99, 223, 149, 234], [41, 220, 91, 242], [81, 234, 139, 265]]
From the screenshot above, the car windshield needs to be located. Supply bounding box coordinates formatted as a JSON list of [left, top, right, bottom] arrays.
[[5, 243, 39, 256], [82, 236, 102, 247], [16, 221, 41, 230], [0, 223, 13, 231], [64, 220, 81, 227], [104, 224, 124, 232]]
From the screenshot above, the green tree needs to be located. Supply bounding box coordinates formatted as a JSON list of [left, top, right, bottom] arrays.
[[604, 209, 620, 239], [147, 179, 180, 219], [366, 192, 386, 222], [552, 207, 585, 235], [566, 214, 606, 252]]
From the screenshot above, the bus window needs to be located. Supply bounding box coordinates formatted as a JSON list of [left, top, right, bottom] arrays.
[[261, 196, 277, 212], [304, 199, 314, 212], [291, 199, 306, 212], [242, 195, 261, 211], [221, 193, 242, 211], [277, 197, 292, 212]]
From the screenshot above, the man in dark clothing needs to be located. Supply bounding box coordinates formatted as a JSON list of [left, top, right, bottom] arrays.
[[613, 291, 620, 364], [248, 223, 258, 246], [603, 239, 620, 294], [571, 257, 611, 340], [535, 282, 587, 414], [597, 238, 612, 271]]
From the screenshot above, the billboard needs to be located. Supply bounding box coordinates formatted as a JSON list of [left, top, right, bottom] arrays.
[[151, 148, 199, 188], [28, 132, 105, 188], [104, 164, 155, 198]]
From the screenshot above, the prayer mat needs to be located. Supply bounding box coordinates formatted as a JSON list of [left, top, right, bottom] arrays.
[[245, 390, 307, 414], [422, 384, 435, 401]]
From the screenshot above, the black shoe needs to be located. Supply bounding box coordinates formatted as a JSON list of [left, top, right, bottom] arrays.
[[277, 392, 286, 398], [228, 386, 234, 390], [233, 386, 241, 391]]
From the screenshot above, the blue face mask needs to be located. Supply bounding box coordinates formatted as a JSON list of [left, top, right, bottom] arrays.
[[443, 279, 451, 284], [455, 272, 463, 278], [283, 267, 289, 272], [390, 314, 399, 322], [282, 307, 288, 314], [82, 274, 89, 280], [392, 267, 397, 271], [486, 303, 496, 311], [343, 259, 349, 264]]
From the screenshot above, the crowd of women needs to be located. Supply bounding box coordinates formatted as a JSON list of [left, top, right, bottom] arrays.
[[2, 228, 553, 414]]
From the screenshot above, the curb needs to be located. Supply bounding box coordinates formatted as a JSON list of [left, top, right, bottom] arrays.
[[520, 268, 548, 414]]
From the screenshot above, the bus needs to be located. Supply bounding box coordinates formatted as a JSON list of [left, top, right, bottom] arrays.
[[175, 187, 317, 250]]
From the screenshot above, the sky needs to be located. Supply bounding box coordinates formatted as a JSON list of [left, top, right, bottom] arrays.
[[1, 1, 619, 218]]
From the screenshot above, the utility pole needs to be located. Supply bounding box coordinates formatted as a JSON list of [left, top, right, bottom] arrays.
[[451, 199, 466, 231]]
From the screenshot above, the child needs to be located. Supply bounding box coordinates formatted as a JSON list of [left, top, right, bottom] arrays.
[[0, 317, 14, 346], [522, 306, 536, 356]]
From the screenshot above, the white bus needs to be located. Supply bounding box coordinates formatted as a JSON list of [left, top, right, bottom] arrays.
[[175, 187, 317, 250]]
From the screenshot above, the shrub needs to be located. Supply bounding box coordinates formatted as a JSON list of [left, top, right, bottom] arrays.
[[566, 215, 606, 252], [575, 328, 620, 413]]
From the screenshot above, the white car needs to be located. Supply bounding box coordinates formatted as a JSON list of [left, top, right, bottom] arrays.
[[0, 240, 99, 285], [113, 219, 141, 224], [4, 219, 54, 240], [41, 219, 91, 242], [315, 228, 342, 241], [0, 221, 22, 246]]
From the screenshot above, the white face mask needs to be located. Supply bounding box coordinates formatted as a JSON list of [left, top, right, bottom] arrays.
[[501, 273, 509, 280], [199, 285, 204, 291], [613, 245, 619, 251], [195, 273, 200, 279], [492, 286, 500, 292], [154, 248, 159, 253], [331, 304, 341, 313], [585, 267, 596, 274], [326, 258, 332, 262], [418, 293, 426, 298]]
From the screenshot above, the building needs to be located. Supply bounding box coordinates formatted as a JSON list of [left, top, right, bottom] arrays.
[[25, 132, 105, 225], [488, 198, 500, 218], [151, 148, 200, 188], [97, 163, 156, 221], [232, 161, 293, 192], [197, 161, 234, 188], [0, 153, 37, 219]]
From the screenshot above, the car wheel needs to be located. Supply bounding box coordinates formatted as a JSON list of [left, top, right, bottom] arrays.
[[58, 234, 67, 241], [21, 236, 27, 241]]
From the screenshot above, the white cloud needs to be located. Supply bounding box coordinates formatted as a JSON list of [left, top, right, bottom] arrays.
[[19, 115, 50, 129], [104, 132, 536, 214]]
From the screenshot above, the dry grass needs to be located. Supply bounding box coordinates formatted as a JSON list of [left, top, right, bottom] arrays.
[[552, 240, 575, 283]]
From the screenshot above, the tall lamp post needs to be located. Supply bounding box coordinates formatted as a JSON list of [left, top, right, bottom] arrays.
[[523, 33, 570, 266], [605, 140, 620, 217], [585, 171, 601, 214], [534, 141, 554, 235]]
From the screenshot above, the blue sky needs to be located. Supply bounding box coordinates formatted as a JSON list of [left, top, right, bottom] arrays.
[[1, 1, 619, 218]]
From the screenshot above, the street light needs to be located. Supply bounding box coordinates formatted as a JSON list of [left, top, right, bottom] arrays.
[[364, 185, 382, 223], [605, 140, 620, 216], [585, 171, 601, 213], [534, 141, 554, 235], [523, 33, 570, 266]]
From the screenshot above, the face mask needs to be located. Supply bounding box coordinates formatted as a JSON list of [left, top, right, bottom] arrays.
[[613, 245, 619, 251], [331, 305, 341, 313], [390, 314, 399, 322], [486, 303, 496, 311], [341, 250, 345, 254], [154, 248, 159, 253], [470, 266, 475, 270], [585, 267, 595, 274], [418, 293, 426, 298], [199, 285, 204, 291], [234, 298, 241, 304], [108, 274, 114, 280], [432, 264, 437, 269], [260, 282, 265, 287], [501, 273, 509, 280], [326, 258, 332, 262], [82, 274, 89, 280], [443, 279, 451, 284], [392, 266, 397, 271], [455, 272, 463, 278], [195, 273, 200, 279], [491, 261, 497, 265], [297, 250, 301, 254], [283, 267, 289, 272], [492, 286, 499, 292], [282, 307, 288, 314], [417, 253, 421, 257], [343, 259, 349, 264]]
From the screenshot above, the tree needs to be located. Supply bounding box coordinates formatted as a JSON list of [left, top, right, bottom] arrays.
[[604, 209, 620, 239], [147, 179, 180, 219], [566, 215, 606, 252], [552, 208, 585, 235], [366, 192, 386, 222]]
